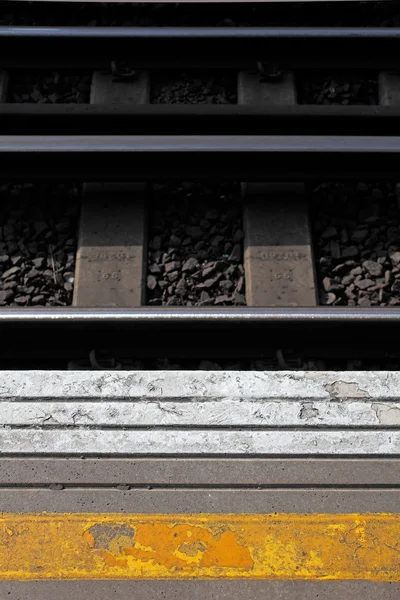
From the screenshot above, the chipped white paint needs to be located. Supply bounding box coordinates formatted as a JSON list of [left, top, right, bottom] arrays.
[[0, 429, 399, 455], [0, 371, 399, 455], [3, 399, 400, 427], [0, 371, 395, 401]]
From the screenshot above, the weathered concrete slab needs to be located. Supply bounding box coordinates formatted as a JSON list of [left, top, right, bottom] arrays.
[[0, 489, 399, 514], [2, 581, 399, 600], [3, 399, 400, 426], [1, 429, 399, 455], [2, 367, 399, 594], [1, 511, 398, 581], [1, 458, 399, 486], [0, 370, 396, 400], [1, 371, 399, 455]]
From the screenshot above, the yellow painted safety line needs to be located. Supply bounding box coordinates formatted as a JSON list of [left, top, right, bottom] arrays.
[[0, 513, 399, 581]]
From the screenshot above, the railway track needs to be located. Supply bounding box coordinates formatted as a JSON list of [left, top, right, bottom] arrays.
[[1, 22, 400, 599]]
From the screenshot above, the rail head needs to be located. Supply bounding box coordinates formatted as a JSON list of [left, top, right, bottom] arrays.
[[0, 306, 398, 323]]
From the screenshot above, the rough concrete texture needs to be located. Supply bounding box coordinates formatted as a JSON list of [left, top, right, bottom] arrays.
[[0, 371, 399, 455], [0, 370, 397, 400], [1, 458, 399, 486], [3, 399, 400, 426], [1, 429, 399, 455], [2, 581, 399, 600], [1, 489, 399, 514]]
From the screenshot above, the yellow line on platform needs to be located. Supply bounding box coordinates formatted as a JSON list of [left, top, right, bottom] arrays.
[[0, 513, 399, 581]]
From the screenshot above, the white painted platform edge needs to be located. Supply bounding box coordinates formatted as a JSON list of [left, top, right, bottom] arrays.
[[0, 370, 398, 401], [1, 371, 399, 455], [1, 430, 399, 455], [3, 399, 400, 427]]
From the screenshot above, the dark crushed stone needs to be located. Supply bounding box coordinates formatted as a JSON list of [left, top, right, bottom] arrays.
[[312, 182, 400, 307], [0, 183, 80, 307], [151, 71, 237, 104], [146, 182, 245, 306], [9, 71, 91, 104], [298, 73, 378, 105]]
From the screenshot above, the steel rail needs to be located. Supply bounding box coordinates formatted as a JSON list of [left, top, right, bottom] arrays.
[[1, 26, 400, 69], [0, 308, 399, 365], [3, 104, 400, 136], [0, 307, 399, 323], [5, 135, 400, 151], [2, 135, 400, 180]]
